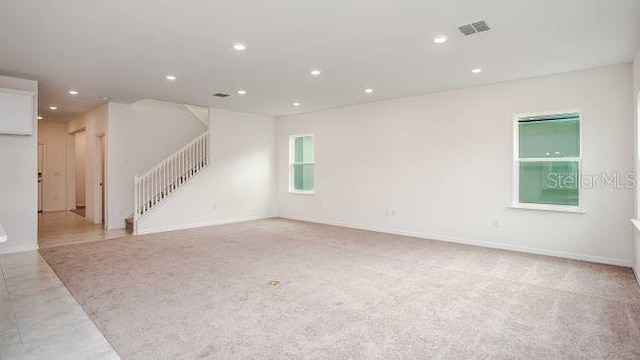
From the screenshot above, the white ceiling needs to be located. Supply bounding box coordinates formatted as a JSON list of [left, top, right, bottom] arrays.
[[1, 0, 639, 121]]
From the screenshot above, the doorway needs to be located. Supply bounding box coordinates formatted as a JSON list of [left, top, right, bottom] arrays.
[[37, 143, 44, 213], [97, 134, 106, 225], [37, 126, 123, 249], [73, 130, 86, 217]]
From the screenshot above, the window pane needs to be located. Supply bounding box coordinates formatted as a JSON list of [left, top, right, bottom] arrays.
[[294, 137, 304, 163], [293, 164, 314, 191], [303, 136, 314, 163], [519, 116, 579, 158], [519, 161, 579, 206]]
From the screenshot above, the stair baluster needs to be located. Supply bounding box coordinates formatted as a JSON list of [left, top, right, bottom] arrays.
[[132, 131, 210, 234]]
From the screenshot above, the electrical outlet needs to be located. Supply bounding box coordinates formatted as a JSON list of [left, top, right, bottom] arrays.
[[213, 203, 219, 211], [492, 218, 500, 228]]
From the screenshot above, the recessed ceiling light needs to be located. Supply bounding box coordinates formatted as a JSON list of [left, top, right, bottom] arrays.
[[37, 116, 43, 120], [433, 35, 449, 44], [237, 90, 247, 95], [165, 75, 177, 81], [293, 102, 300, 107], [49, 106, 58, 110], [68, 90, 78, 95], [232, 42, 247, 51], [365, 88, 374, 94], [471, 68, 483, 74], [102, 96, 110, 101], [310, 69, 322, 76]]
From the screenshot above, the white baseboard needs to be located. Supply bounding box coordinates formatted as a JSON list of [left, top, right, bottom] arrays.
[[0, 243, 39, 255], [136, 214, 276, 235], [279, 215, 633, 268]]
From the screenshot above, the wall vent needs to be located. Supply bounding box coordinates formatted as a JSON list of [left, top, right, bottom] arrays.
[[458, 20, 490, 36], [213, 93, 230, 98]]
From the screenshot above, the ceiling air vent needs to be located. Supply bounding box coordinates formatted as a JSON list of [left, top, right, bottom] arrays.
[[458, 20, 490, 36], [213, 93, 230, 98]]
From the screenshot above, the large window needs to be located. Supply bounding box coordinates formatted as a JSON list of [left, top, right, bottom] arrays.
[[514, 111, 582, 212], [289, 134, 314, 194]]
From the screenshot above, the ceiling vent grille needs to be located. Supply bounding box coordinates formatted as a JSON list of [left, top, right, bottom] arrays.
[[213, 93, 230, 98], [458, 20, 490, 36]]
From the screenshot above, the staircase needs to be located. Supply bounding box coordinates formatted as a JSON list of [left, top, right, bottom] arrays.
[[126, 127, 210, 235]]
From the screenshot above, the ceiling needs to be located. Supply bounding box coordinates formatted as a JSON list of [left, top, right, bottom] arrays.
[[1, 0, 639, 121]]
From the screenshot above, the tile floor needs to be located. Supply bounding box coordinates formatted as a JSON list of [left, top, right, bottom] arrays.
[[38, 211, 127, 249], [0, 251, 119, 359]]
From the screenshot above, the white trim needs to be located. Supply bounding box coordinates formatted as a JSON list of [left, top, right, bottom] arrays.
[[136, 215, 275, 235], [518, 157, 581, 162], [278, 215, 632, 267], [512, 109, 583, 212], [287, 190, 315, 195], [630, 219, 640, 288], [510, 203, 585, 213]]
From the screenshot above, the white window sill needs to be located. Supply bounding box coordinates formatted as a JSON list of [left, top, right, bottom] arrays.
[[510, 203, 585, 214], [288, 190, 315, 195]]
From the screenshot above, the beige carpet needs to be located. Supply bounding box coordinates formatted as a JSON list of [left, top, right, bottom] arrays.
[[40, 218, 640, 359]]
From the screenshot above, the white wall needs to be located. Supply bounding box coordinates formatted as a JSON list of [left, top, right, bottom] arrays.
[[137, 108, 277, 234], [67, 104, 107, 224], [38, 121, 67, 211], [107, 99, 206, 229], [74, 131, 86, 207], [0, 75, 38, 254], [277, 64, 634, 266]]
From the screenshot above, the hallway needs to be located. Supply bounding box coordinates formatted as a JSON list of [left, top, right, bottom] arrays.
[[38, 211, 127, 249]]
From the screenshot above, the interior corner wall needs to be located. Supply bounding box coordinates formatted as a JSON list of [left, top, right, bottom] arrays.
[[67, 104, 107, 224], [37, 121, 68, 211], [632, 48, 640, 277], [106, 99, 207, 230], [277, 64, 634, 266], [136, 108, 277, 234], [0, 75, 38, 254]]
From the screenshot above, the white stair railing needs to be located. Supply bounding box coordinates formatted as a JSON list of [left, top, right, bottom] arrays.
[[133, 131, 209, 234], [183, 104, 209, 128]]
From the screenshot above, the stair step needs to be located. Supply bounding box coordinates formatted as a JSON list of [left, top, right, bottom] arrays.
[[125, 216, 134, 235]]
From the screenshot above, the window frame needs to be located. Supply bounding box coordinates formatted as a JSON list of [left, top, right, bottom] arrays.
[[288, 133, 315, 195], [511, 109, 585, 213]]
